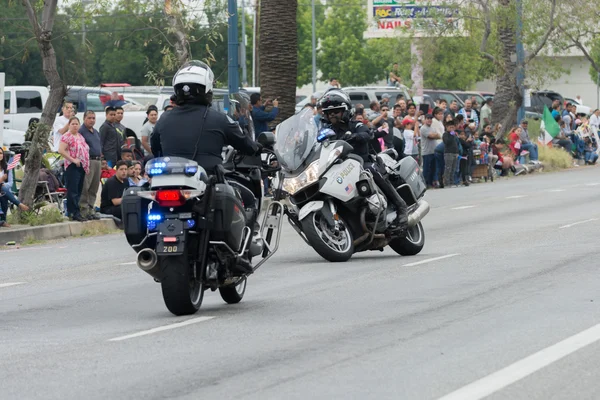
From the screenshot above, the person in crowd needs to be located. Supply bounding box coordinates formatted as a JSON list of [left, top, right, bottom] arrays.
[[58, 117, 90, 222], [518, 120, 539, 163], [443, 119, 459, 187], [121, 148, 134, 162], [326, 77, 340, 90], [459, 100, 479, 129], [589, 109, 600, 134], [402, 117, 419, 162], [101, 159, 116, 180], [100, 160, 130, 219], [52, 102, 75, 152], [554, 120, 575, 155], [250, 93, 279, 134], [458, 130, 473, 186], [420, 114, 441, 188], [444, 100, 459, 119], [388, 63, 402, 87], [24, 117, 40, 142], [127, 161, 147, 187], [100, 107, 121, 167], [140, 105, 158, 155], [78, 110, 102, 220], [0, 148, 30, 227], [479, 99, 492, 131], [583, 136, 598, 165], [104, 92, 126, 108], [492, 138, 517, 176], [114, 106, 126, 142], [164, 104, 174, 112], [482, 124, 494, 141]]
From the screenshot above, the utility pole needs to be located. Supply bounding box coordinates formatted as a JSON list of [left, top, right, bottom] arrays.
[[516, 0, 525, 124], [225, 0, 239, 112], [241, 0, 247, 86], [311, 0, 317, 93]]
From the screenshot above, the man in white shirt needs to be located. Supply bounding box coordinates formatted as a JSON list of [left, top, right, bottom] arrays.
[[590, 109, 600, 134], [52, 102, 74, 151]]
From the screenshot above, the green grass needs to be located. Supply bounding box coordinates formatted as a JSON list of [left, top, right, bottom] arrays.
[[22, 236, 43, 246], [8, 207, 66, 226], [80, 221, 120, 237]]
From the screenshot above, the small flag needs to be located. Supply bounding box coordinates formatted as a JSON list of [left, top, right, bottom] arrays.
[[7, 154, 21, 170], [345, 184, 353, 193], [538, 105, 561, 145]]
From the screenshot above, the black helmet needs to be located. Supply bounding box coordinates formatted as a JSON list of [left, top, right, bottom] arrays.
[[318, 89, 353, 124]]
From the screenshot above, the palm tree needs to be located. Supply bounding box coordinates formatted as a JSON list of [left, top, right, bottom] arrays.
[[258, 0, 298, 124]]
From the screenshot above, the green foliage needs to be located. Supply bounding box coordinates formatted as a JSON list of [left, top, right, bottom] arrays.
[[317, 5, 381, 86], [589, 39, 600, 85], [420, 38, 491, 90], [8, 207, 65, 226]]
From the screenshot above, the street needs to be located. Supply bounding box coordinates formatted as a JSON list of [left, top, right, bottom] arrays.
[[2, 167, 600, 400]]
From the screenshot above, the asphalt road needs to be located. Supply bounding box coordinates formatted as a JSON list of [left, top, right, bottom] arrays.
[[2, 167, 600, 400]]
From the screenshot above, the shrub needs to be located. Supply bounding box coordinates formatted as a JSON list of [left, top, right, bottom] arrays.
[[8, 207, 66, 226], [538, 145, 572, 170]]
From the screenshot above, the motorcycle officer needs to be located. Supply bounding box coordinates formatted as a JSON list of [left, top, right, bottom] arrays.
[[151, 61, 262, 242], [318, 89, 408, 233]]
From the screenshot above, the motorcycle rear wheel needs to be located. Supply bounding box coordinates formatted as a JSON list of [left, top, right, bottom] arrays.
[[302, 211, 354, 262], [160, 254, 204, 316], [219, 277, 247, 304], [389, 221, 425, 256]]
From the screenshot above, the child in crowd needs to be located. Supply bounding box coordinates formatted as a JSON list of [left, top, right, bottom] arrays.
[[442, 119, 459, 187]]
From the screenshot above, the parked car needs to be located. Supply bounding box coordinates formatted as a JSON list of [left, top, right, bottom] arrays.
[[423, 89, 465, 107], [525, 90, 564, 115], [343, 86, 411, 109], [452, 91, 486, 106], [564, 97, 591, 116]]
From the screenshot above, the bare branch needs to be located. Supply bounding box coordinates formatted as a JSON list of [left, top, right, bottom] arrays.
[[525, 0, 557, 64], [560, 26, 600, 74], [40, 0, 59, 32], [20, 0, 40, 36], [476, 0, 494, 62]]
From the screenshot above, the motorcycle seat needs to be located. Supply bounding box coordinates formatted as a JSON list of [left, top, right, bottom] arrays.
[[347, 153, 364, 166]]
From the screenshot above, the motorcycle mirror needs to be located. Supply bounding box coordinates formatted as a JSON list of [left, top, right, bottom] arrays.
[[257, 131, 276, 147], [317, 128, 336, 143]]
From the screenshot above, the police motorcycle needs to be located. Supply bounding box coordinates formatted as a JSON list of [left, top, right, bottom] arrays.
[[273, 108, 430, 262], [121, 132, 283, 316]]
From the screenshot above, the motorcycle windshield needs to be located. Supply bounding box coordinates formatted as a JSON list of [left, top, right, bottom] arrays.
[[274, 108, 318, 171]]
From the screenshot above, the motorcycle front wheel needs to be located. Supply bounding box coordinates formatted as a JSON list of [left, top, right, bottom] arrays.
[[160, 254, 204, 316], [302, 211, 354, 262]]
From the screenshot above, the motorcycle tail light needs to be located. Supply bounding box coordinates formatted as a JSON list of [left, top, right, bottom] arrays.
[[155, 190, 186, 207]]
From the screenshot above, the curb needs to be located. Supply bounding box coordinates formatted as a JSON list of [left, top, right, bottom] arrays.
[[0, 218, 118, 244]]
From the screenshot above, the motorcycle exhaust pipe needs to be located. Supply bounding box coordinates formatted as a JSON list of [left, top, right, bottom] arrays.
[[408, 200, 430, 228], [136, 248, 161, 281]]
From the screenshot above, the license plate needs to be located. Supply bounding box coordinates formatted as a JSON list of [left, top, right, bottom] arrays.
[[156, 240, 185, 255], [163, 245, 179, 253]]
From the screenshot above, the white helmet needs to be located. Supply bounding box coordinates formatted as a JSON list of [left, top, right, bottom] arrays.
[[172, 60, 214, 97]]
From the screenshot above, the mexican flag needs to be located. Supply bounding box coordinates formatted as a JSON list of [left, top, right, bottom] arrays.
[[538, 105, 561, 145]]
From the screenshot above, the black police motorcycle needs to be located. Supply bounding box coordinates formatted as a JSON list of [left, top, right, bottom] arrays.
[[121, 132, 283, 315]]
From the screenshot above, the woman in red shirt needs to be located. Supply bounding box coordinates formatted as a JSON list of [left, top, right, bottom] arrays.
[[58, 117, 90, 222]]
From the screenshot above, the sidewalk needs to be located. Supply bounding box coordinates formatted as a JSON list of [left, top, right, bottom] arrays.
[[0, 218, 118, 244]]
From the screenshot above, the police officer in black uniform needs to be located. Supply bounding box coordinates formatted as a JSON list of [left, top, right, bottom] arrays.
[[318, 90, 408, 232], [151, 60, 261, 221]]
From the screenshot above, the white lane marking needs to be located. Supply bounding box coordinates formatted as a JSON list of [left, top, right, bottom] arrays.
[[505, 195, 527, 199], [585, 182, 600, 186], [119, 261, 137, 265], [451, 206, 475, 210], [437, 322, 600, 400], [0, 282, 26, 288], [108, 316, 215, 342], [559, 218, 598, 229], [403, 254, 460, 267], [547, 189, 565, 192]]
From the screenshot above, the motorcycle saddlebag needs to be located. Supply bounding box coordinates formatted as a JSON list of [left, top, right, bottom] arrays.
[[212, 183, 247, 252], [121, 186, 149, 246]]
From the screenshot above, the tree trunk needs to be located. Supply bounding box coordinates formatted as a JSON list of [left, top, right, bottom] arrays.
[[492, 0, 521, 140], [19, 0, 66, 208], [165, 0, 190, 64], [258, 0, 298, 125]]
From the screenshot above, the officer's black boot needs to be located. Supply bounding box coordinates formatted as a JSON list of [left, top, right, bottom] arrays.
[[377, 178, 409, 233]]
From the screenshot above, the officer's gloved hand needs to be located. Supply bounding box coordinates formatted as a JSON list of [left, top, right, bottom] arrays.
[[343, 131, 354, 141], [254, 142, 264, 155]]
